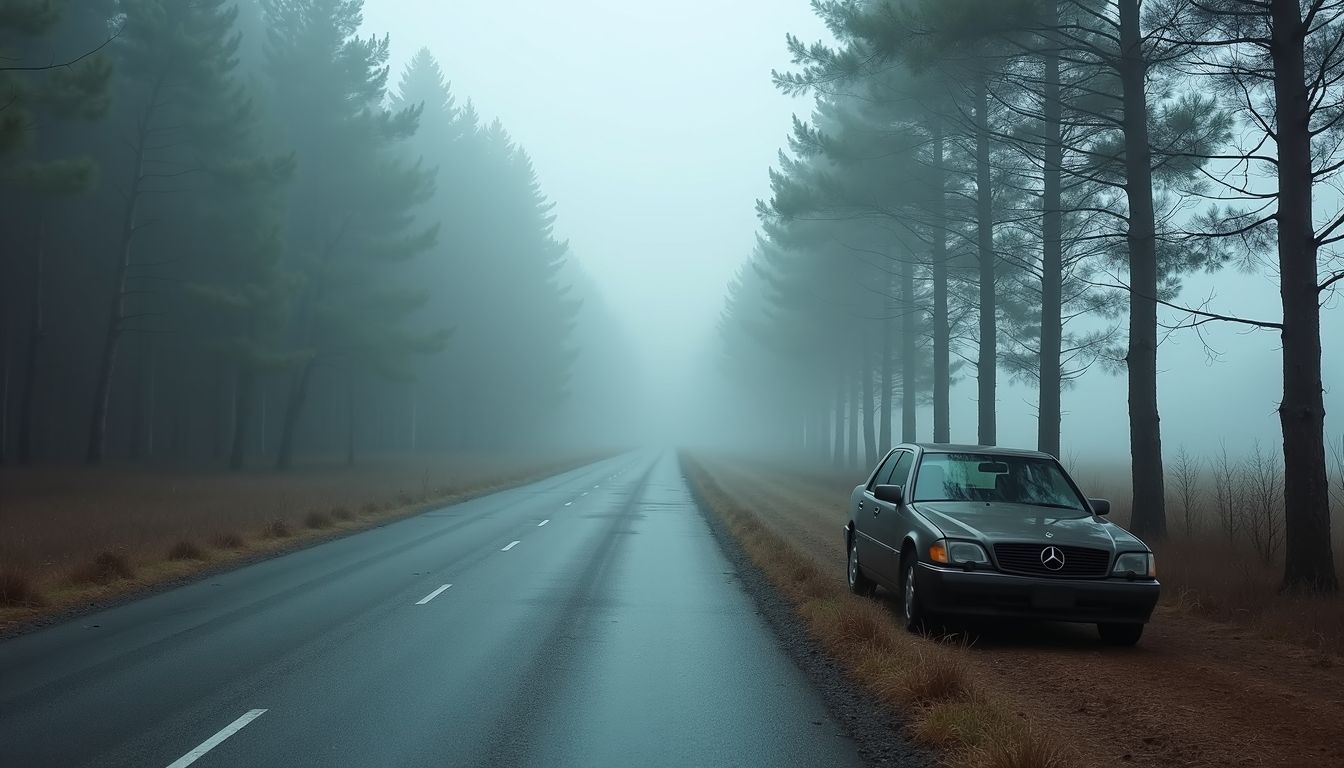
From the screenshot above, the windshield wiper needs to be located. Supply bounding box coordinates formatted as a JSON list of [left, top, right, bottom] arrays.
[[1022, 502, 1084, 511]]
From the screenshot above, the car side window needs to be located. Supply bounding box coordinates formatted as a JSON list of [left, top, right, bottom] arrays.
[[886, 451, 914, 491], [866, 452, 898, 492]]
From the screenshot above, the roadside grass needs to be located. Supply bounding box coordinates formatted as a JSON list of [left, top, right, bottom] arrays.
[[755, 455, 1344, 657], [682, 454, 1075, 768], [0, 453, 605, 631]]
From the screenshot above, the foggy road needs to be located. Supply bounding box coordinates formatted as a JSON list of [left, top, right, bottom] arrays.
[[0, 453, 864, 768]]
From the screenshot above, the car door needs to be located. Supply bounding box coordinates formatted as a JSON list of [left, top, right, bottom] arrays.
[[868, 449, 915, 578], [855, 450, 899, 580]]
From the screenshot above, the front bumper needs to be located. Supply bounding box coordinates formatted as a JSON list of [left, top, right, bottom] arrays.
[[916, 562, 1160, 624]]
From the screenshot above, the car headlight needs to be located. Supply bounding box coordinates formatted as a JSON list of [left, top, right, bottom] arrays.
[[937, 540, 989, 565], [1113, 552, 1155, 578]]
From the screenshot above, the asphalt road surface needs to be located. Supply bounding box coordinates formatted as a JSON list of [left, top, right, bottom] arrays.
[[0, 452, 864, 767]]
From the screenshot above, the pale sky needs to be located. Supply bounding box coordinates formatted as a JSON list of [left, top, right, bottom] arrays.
[[360, 1, 1342, 464]]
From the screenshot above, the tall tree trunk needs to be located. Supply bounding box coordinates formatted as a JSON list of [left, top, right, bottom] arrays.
[[0, 302, 8, 466], [145, 349, 157, 459], [879, 281, 894, 453], [127, 341, 143, 461], [18, 218, 44, 464], [833, 373, 846, 468], [409, 383, 418, 452], [87, 81, 160, 464], [974, 76, 997, 446], [1038, 26, 1064, 459], [346, 368, 356, 468], [848, 361, 860, 469], [275, 358, 315, 471], [900, 255, 917, 442], [259, 387, 268, 456], [862, 337, 877, 466], [1271, 0, 1337, 592], [1118, 0, 1166, 539], [229, 366, 253, 471], [931, 121, 950, 443]]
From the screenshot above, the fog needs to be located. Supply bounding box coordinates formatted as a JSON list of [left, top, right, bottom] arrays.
[[363, 1, 1341, 462], [361, 1, 832, 443], [2, 0, 1341, 480]]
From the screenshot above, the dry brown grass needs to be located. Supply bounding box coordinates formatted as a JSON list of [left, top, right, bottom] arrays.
[[303, 510, 332, 530], [682, 454, 1075, 768], [0, 570, 44, 607], [69, 551, 135, 586], [741, 452, 1344, 656], [210, 531, 245, 550], [166, 540, 207, 561], [0, 452, 601, 630]]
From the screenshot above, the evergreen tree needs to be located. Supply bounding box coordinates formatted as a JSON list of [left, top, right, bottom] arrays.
[[262, 0, 444, 469]]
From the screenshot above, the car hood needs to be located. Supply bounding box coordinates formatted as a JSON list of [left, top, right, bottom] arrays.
[[911, 501, 1149, 551]]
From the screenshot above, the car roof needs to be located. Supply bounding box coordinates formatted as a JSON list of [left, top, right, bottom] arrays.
[[900, 442, 1055, 459]]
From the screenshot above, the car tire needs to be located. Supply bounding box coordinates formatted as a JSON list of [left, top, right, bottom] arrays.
[[902, 560, 927, 633], [1097, 622, 1144, 646], [847, 533, 876, 597]]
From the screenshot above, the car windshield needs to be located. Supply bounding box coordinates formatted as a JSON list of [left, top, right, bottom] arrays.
[[912, 453, 1086, 510]]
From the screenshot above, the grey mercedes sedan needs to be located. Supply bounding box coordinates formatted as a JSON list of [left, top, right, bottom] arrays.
[[845, 443, 1159, 646]]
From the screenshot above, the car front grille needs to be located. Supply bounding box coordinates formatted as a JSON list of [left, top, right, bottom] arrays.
[[992, 543, 1111, 578]]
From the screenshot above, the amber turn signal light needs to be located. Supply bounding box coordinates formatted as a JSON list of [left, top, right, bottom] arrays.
[[929, 541, 949, 564]]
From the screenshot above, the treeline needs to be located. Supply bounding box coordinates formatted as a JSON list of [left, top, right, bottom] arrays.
[[719, 0, 1342, 592], [1, 0, 599, 469]]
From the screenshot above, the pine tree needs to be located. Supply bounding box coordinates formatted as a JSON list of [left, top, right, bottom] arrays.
[[83, 0, 257, 464], [262, 0, 444, 469]]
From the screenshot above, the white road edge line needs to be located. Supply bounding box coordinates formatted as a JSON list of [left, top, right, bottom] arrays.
[[501, 540, 521, 551], [165, 709, 267, 768], [538, 519, 549, 527], [415, 584, 452, 605]]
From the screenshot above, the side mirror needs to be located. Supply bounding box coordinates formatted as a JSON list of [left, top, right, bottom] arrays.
[[1089, 498, 1111, 516], [874, 484, 904, 505]]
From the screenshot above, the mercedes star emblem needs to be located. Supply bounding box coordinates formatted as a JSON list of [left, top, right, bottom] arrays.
[[1040, 546, 1066, 571]]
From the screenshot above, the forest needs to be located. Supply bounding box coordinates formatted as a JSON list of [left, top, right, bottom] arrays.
[[0, 0, 637, 476], [715, 0, 1343, 593]]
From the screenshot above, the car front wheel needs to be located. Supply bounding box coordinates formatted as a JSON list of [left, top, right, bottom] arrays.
[[1097, 622, 1144, 646], [847, 535, 876, 597]]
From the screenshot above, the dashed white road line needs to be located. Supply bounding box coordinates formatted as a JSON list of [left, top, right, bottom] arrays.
[[165, 709, 267, 768], [581, 492, 588, 497], [501, 540, 520, 552], [415, 584, 452, 605], [564, 501, 573, 507], [538, 519, 549, 527]]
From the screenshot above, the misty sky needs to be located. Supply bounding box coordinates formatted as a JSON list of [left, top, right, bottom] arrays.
[[361, 2, 1343, 464]]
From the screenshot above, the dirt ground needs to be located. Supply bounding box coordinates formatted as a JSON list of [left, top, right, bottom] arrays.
[[699, 459, 1344, 768], [0, 452, 574, 582]]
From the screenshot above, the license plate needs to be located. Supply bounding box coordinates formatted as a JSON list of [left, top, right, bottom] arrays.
[[1032, 587, 1076, 609]]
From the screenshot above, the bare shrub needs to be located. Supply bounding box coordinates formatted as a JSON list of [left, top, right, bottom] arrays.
[[304, 510, 332, 530], [330, 506, 354, 522], [166, 541, 207, 561], [211, 531, 245, 549], [1211, 444, 1245, 544], [0, 570, 45, 607], [1243, 441, 1284, 564], [1169, 446, 1203, 538], [71, 552, 135, 585], [264, 519, 292, 539], [1330, 433, 1344, 509], [359, 501, 379, 515]]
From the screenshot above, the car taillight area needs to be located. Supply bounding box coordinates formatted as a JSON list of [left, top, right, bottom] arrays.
[[992, 543, 1111, 578]]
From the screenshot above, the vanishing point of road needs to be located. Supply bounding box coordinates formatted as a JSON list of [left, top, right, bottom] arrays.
[[0, 453, 864, 767]]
